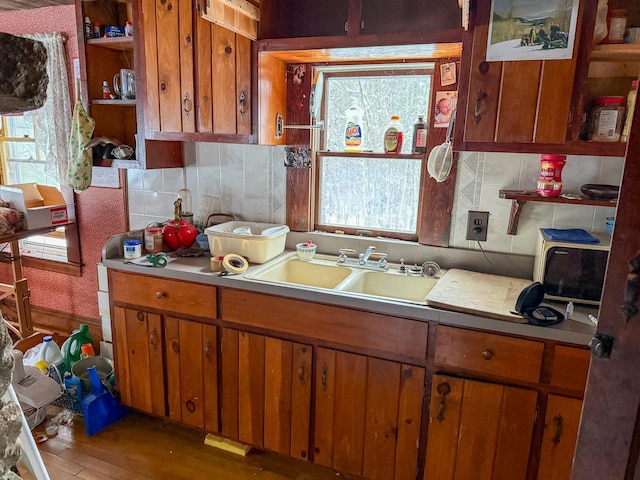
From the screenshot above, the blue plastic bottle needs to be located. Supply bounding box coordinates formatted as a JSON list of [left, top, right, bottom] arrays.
[[63, 371, 83, 410]]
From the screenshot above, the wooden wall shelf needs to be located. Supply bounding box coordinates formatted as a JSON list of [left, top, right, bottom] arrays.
[[86, 36, 134, 51], [92, 99, 136, 106], [499, 190, 617, 235], [590, 44, 640, 62]]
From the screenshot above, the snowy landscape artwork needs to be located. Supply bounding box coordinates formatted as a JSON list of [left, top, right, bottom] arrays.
[[486, 0, 579, 61]]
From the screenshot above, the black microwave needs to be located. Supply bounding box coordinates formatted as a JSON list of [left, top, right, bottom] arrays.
[[533, 229, 611, 305]]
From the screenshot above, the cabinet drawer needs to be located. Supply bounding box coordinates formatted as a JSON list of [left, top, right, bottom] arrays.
[[110, 270, 216, 318], [551, 345, 590, 393], [435, 326, 544, 383]]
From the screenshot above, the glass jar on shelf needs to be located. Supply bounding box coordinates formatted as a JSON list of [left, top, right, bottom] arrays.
[[590, 96, 625, 142]]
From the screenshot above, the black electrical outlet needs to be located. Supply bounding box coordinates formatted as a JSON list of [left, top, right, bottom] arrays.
[[466, 211, 489, 241]]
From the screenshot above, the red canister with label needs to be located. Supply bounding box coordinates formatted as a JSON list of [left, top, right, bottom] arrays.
[[536, 154, 566, 198]]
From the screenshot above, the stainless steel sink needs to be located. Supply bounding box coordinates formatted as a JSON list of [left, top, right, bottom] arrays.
[[245, 252, 440, 305]]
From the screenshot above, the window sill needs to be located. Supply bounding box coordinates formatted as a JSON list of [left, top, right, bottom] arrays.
[[21, 256, 82, 276]]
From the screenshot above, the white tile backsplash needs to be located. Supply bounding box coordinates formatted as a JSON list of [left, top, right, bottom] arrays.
[[127, 142, 620, 259]]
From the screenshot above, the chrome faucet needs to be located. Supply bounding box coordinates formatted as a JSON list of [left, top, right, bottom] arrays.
[[359, 246, 376, 265]]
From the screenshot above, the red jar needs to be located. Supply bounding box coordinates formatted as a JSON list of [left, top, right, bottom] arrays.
[[536, 154, 566, 198]]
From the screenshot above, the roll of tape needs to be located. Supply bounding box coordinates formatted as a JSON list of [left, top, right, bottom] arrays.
[[223, 253, 248, 274]]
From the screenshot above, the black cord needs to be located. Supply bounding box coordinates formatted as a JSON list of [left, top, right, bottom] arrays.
[[475, 231, 501, 275]]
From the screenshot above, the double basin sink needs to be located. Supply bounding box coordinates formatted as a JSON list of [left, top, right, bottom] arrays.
[[244, 252, 440, 305]]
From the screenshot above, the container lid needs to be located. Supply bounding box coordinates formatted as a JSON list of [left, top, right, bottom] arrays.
[[390, 115, 400, 120], [596, 96, 625, 105], [540, 154, 567, 161], [123, 239, 141, 246], [514, 282, 565, 326]]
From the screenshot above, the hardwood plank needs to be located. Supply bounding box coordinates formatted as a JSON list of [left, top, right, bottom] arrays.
[[38, 449, 84, 475], [212, 25, 237, 134], [495, 61, 542, 143], [238, 331, 265, 447], [454, 380, 503, 480], [395, 365, 425, 480], [147, 313, 166, 417], [179, 318, 205, 428], [112, 307, 131, 408], [123, 310, 154, 414], [538, 394, 583, 480], [492, 387, 537, 480], [179, 0, 196, 133], [220, 327, 240, 439], [195, 14, 213, 132], [424, 375, 464, 480], [291, 343, 312, 461], [156, 0, 182, 131], [236, 34, 252, 135], [202, 324, 219, 432], [164, 316, 181, 423], [332, 351, 367, 477], [220, 289, 429, 360], [141, 0, 160, 131], [286, 168, 312, 232], [258, 53, 287, 144], [362, 358, 400, 480], [535, 59, 577, 143], [264, 337, 293, 455], [314, 347, 336, 468]]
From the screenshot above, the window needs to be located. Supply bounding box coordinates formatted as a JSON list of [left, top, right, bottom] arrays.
[[0, 114, 70, 263], [315, 65, 433, 239]]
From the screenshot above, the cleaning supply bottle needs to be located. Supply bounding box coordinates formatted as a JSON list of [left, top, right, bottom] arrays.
[[412, 115, 428, 154], [63, 372, 83, 410], [38, 336, 65, 383], [384, 115, 403, 153], [344, 100, 365, 152], [62, 324, 94, 372], [81, 343, 95, 358]]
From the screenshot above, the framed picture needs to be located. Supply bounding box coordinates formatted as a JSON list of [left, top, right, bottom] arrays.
[[434, 91, 457, 128], [486, 0, 579, 61]]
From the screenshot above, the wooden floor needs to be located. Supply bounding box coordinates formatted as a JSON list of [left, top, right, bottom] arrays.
[[17, 410, 340, 480]]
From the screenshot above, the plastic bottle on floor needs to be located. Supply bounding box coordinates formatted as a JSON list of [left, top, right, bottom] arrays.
[[63, 371, 83, 410], [61, 324, 94, 372], [38, 336, 65, 383]]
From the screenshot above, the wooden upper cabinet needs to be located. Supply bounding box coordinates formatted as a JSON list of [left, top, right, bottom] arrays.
[[139, 0, 252, 139], [455, 0, 585, 151]]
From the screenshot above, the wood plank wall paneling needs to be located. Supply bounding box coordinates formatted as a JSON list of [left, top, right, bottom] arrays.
[[156, 0, 182, 132], [212, 24, 237, 134], [179, 0, 195, 133], [203, 324, 219, 432], [258, 53, 287, 144], [195, 11, 213, 133], [417, 59, 459, 246]]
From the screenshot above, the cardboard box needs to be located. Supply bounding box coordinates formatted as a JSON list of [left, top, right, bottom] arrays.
[[0, 183, 75, 230]]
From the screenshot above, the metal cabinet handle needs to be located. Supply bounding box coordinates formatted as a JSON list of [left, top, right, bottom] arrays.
[[551, 413, 564, 445], [238, 91, 247, 118], [321, 363, 328, 391], [436, 382, 451, 422], [183, 93, 192, 116], [481, 349, 494, 360], [204, 340, 213, 363], [474, 89, 487, 124], [149, 327, 158, 351], [298, 360, 306, 385]]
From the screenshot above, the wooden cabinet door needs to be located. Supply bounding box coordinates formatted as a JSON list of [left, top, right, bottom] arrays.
[[112, 306, 166, 416], [164, 317, 218, 431], [314, 348, 424, 480], [457, 0, 582, 148], [219, 328, 312, 458], [537, 395, 583, 480], [424, 374, 537, 480], [141, 0, 195, 133]]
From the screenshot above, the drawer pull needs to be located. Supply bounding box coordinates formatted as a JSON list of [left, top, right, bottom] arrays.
[[298, 360, 306, 385], [481, 349, 494, 360], [321, 363, 328, 391], [436, 382, 451, 422], [155, 291, 166, 299], [186, 400, 196, 413], [149, 327, 158, 352]]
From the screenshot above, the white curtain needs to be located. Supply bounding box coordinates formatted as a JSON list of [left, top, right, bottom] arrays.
[[23, 32, 72, 185]]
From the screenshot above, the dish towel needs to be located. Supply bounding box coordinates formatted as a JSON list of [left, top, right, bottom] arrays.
[[66, 88, 95, 192], [541, 228, 600, 244]]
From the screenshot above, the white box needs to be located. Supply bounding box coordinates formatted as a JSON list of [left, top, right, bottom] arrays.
[[0, 183, 75, 230], [205, 221, 289, 264]]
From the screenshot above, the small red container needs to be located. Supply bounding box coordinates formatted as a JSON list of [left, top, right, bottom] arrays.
[[536, 154, 566, 198]]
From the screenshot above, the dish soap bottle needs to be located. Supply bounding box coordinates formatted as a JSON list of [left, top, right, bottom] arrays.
[[344, 100, 364, 152], [384, 115, 403, 153]]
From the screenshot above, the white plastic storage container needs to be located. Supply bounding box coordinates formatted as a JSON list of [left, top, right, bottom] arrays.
[[204, 221, 289, 264]]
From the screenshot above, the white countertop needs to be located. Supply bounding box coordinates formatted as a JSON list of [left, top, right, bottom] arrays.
[[102, 236, 597, 346]]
